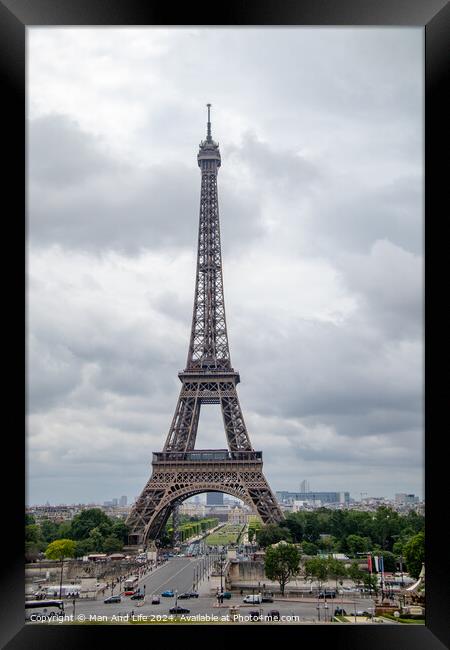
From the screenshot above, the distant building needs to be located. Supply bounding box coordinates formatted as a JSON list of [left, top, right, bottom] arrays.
[[228, 506, 251, 524], [119, 495, 127, 507], [300, 480, 310, 493], [276, 491, 350, 506], [206, 492, 224, 506], [395, 493, 420, 505]]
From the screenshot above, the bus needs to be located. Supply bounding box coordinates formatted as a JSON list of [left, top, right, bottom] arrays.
[[123, 576, 139, 592], [25, 600, 65, 622]]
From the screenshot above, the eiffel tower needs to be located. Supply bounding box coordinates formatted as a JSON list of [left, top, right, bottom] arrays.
[[126, 106, 283, 545]]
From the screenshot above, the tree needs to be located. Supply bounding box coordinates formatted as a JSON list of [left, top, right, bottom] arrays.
[[327, 557, 348, 591], [303, 557, 330, 592], [403, 532, 425, 579], [362, 572, 379, 596], [74, 539, 95, 558], [264, 542, 301, 596], [103, 535, 123, 554], [256, 524, 292, 548], [40, 519, 60, 544], [302, 542, 318, 556], [25, 524, 44, 560], [57, 521, 73, 539], [111, 520, 129, 544], [378, 550, 397, 573], [45, 539, 76, 599], [371, 506, 401, 551], [88, 527, 104, 552], [347, 561, 364, 589], [70, 508, 112, 540], [346, 534, 369, 556]]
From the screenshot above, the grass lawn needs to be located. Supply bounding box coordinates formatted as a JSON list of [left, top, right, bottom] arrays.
[[205, 525, 244, 546], [379, 614, 425, 624]]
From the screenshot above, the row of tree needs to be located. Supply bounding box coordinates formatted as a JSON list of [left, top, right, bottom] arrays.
[[255, 506, 424, 561], [25, 508, 129, 561], [264, 533, 425, 596], [264, 545, 380, 596]]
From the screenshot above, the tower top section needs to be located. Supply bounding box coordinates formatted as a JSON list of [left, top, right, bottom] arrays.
[[198, 103, 221, 169]]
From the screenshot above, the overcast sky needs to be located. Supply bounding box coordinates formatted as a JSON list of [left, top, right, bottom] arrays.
[[27, 27, 424, 506]]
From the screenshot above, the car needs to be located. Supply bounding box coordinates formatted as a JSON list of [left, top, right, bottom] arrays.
[[221, 592, 232, 600], [161, 590, 174, 597], [130, 592, 145, 600], [169, 606, 190, 614], [104, 595, 121, 603], [123, 590, 135, 596], [243, 594, 262, 604], [267, 610, 280, 621], [318, 591, 336, 599], [151, 596, 160, 604], [261, 595, 274, 603], [178, 593, 191, 599], [249, 610, 261, 621], [188, 591, 199, 598]]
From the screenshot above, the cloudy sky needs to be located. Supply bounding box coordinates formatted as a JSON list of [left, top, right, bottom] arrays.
[[27, 27, 424, 506]]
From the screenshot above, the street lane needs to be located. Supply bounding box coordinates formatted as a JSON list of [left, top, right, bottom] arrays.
[[139, 558, 197, 596], [28, 594, 376, 624]]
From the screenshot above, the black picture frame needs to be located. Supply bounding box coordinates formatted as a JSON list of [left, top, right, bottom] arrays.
[[2, 0, 448, 648]]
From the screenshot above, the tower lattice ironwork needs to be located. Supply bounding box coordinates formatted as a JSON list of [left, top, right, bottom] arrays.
[[126, 106, 283, 545]]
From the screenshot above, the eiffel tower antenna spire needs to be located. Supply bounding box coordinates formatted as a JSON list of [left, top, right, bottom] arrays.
[[126, 107, 283, 546], [206, 103, 212, 142]]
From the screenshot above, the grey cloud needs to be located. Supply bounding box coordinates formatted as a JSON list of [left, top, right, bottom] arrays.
[[28, 114, 122, 186], [28, 114, 265, 256]]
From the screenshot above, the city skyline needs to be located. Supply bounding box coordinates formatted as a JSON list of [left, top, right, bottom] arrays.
[[27, 28, 424, 504]]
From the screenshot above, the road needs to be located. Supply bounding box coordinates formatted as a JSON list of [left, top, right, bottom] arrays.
[[26, 557, 377, 624]]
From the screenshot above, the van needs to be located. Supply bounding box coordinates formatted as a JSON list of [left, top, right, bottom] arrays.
[[243, 594, 262, 604]]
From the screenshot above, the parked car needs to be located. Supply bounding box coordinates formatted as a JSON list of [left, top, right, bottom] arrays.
[[188, 591, 199, 598], [130, 592, 144, 600], [318, 591, 336, 599], [249, 610, 261, 621], [178, 593, 191, 599], [161, 590, 174, 597], [151, 596, 160, 604], [267, 610, 280, 621], [243, 594, 262, 604], [169, 606, 190, 614], [123, 590, 135, 596], [104, 595, 121, 603], [221, 592, 232, 600]]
